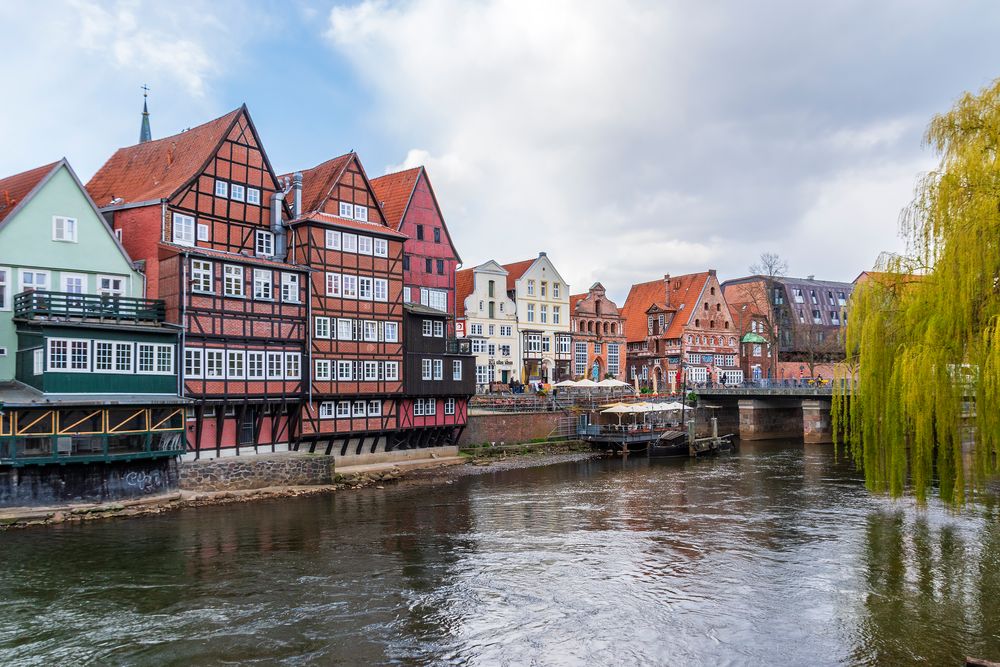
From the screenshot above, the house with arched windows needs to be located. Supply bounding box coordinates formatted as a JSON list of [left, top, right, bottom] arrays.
[[621, 270, 742, 393], [569, 283, 627, 381]]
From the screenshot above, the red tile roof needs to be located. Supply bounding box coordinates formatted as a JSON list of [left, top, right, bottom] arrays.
[[87, 108, 242, 206], [0, 161, 60, 224], [157, 243, 310, 271], [279, 153, 352, 216], [500, 258, 536, 292], [569, 293, 586, 313], [370, 167, 421, 230], [290, 211, 407, 238], [621, 272, 710, 342], [456, 267, 474, 317]]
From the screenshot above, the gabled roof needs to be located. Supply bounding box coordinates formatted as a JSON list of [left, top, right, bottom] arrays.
[[370, 166, 421, 229], [279, 153, 352, 215], [370, 166, 463, 264], [500, 258, 537, 292], [87, 107, 244, 206], [621, 272, 711, 343], [0, 161, 60, 225], [570, 293, 586, 312], [456, 267, 475, 317]]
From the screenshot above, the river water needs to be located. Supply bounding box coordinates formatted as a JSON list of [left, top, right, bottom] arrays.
[[1, 441, 999, 666]]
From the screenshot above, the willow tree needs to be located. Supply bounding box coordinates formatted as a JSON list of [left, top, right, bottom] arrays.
[[833, 79, 1000, 505]]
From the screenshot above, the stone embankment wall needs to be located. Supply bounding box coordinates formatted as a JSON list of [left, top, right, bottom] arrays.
[[178, 453, 335, 492], [0, 459, 179, 508], [459, 411, 565, 447]]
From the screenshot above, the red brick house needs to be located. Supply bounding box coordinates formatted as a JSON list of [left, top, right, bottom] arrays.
[[569, 283, 627, 381], [87, 106, 307, 458], [621, 270, 741, 392], [370, 167, 460, 315]]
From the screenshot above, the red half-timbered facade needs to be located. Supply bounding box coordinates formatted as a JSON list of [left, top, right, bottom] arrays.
[[370, 167, 461, 315], [284, 154, 409, 456], [87, 106, 307, 458]]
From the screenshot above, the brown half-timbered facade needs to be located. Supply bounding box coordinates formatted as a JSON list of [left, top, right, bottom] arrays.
[[87, 106, 307, 458], [284, 153, 410, 456]]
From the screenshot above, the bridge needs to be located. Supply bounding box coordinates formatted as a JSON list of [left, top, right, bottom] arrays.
[[695, 385, 838, 443]]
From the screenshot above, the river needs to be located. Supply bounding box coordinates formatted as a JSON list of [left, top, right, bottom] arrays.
[[1, 440, 999, 666]]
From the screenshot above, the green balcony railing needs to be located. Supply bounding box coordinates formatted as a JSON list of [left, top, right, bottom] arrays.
[[14, 290, 166, 324]]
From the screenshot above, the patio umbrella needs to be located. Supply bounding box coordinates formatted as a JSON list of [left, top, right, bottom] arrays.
[[575, 378, 599, 388], [553, 379, 579, 388], [601, 403, 634, 425]]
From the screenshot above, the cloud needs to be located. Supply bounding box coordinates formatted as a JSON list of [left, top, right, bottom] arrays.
[[325, 0, 1000, 302]]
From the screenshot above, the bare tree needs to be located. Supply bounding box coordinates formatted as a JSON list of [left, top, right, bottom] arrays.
[[744, 252, 787, 378], [749, 252, 788, 278]]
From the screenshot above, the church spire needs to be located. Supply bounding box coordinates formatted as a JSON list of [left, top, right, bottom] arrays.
[[139, 84, 152, 143]]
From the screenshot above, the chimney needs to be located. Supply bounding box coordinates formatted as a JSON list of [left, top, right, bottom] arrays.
[[539, 251, 547, 257], [664, 274, 671, 307], [292, 172, 303, 219], [807, 274, 815, 281], [271, 176, 292, 262]]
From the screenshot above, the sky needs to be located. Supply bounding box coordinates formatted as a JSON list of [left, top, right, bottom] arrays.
[[3, 0, 1000, 304]]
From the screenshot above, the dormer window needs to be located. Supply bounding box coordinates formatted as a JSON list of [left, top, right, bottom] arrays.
[[215, 180, 228, 198], [339, 202, 354, 219], [256, 230, 274, 257]]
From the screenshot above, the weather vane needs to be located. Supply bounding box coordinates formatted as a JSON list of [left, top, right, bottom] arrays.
[[141, 83, 150, 98]]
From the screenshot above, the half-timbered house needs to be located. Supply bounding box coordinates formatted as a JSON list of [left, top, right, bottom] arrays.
[[87, 106, 307, 458], [282, 153, 409, 456]]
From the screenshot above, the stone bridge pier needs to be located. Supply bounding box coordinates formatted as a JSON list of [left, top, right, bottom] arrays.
[[699, 388, 835, 444]]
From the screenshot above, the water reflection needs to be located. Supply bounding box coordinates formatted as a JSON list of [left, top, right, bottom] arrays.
[[0, 443, 999, 665]]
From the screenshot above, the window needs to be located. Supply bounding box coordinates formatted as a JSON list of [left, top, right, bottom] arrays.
[[137, 343, 155, 374], [197, 224, 209, 241], [187, 260, 211, 294], [256, 230, 274, 257], [753, 344, 763, 357], [253, 269, 272, 300], [793, 288, 804, 304], [558, 336, 570, 354], [433, 320, 444, 337], [445, 398, 455, 415], [353, 401, 366, 417], [68, 340, 90, 371], [553, 306, 560, 324], [364, 361, 378, 381], [475, 365, 494, 384], [247, 351, 265, 379], [403, 255, 410, 271], [416, 224, 424, 240], [385, 361, 399, 381], [527, 333, 542, 354], [48, 339, 68, 370], [364, 320, 378, 341], [266, 351, 284, 379], [95, 342, 113, 371], [384, 322, 399, 342], [224, 265, 244, 297], [367, 400, 381, 416], [0, 268, 8, 311], [285, 353, 301, 379], [433, 359, 443, 380], [98, 275, 126, 297], [574, 342, 587, 376], [62, 273, 85, 294], [336, 401, 351, 418], [527, 280, 535, 295], [319, 402, 335, 419], [488, 343, 496, 356], [185, 348, 203, 378], [470, 323, 483, 336], [419, 358, 433, 381], [358, 277, 373, 300], [247, 188, 261, 205], [326, 272, 341, 297], [281, 273, 300, 302], [337, 318, 353, 341], [315, 317, 331, 339], [374, 278, 388, 302], [553, 283, 560, 298], [436, 259, 444, 275], [342, 275, 358, 298], [215, 180, 228, 198], [374, 238, 388, 257], [423, 319, 433, 337], [342, 233, 358, 253], [354, 205, 368, 222], [540, 305, 548, 323], [527, 303, 535, 322], [433, 227, 441, 243], [500, 325, 512, 337], [453, 359, 462, 380], [206, 350, 225, 378], [52, 216, 77, 242], [358, 235, 373, 255], [541, 281, 547, 297], [156, 345, 173, 374], [226, 183, 244, 201], [226, 351, 245, 379], [172, 213, 195, 246], [425, 399, 436, 416], [425, 258, 433, 273], [337, 360, 352, 381], [594, 342, 602, 355], [315, 360, 332, 381], [340, 202, 354, 218], [414, 399, 425, 417], [325, 229, 341, 250]]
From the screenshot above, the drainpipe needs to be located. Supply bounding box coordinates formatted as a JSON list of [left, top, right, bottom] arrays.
[[271, 177, 292, 262], [179, 251, 188, 399]]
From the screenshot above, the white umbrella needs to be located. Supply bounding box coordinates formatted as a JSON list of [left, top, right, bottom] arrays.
[[575, 378, 599, 388], [601, 403, 634, 426], [553, 379, 579, 387], [596, 379, 618, 388], [659, 401, 685, 411]]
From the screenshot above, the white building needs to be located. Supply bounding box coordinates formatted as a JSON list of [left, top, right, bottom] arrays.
[[456, 260, 521, 388]]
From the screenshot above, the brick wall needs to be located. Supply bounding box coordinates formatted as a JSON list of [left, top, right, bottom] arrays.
[[458, 411, 565, 447]]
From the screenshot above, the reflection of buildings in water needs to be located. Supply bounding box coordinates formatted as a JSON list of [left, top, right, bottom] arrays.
[[851, 509, 1000, 665]]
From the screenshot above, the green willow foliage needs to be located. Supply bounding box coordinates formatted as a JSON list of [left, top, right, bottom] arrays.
[[833, 79, 1000, 505]]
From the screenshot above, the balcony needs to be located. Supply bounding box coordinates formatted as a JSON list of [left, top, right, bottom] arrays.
[[14, 290, 166, 325], [446, 338, 473, 355]]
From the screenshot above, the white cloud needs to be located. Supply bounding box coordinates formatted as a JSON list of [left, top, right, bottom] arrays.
[[325, 0, 1000, 303]]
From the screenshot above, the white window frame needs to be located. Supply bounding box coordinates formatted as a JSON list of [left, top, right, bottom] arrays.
[[284, 352, 301, 380], [247, 351, 265, 379], [314, 316, 331, 339], [319, 401, 335, 419], [325, 229, 341, 250], [230, 183, 245, 202], [336, 401, 351, 418], [52, 216, 78, 243], [61, 272, 87, 295], [425, 398, 436, 416], [97, 274, 126, 297], [155, 344, 174, 374], [433, 321, 444, 337], [255, 230, 274, 257], [172, 213, 195, 246], [384, 322, 399, 342], [374, 278, 388, 302], [453, 359, 462, 380], [353, 400, 366, 417], [342, 275, 358, 299], [337, 360, 352, 381], [281, 273, 300, 303], [367, 400, 381, 416], [354, 205, 369, 222], [0, 267, 10, 311], [337, 318, 353, 341], [185, 348, 203, 378], [445, 398, 456, 415], [253, 268, 272, 300], [422, 358, 432, 381], [342, 233, 358, 253], [215, 180, 229, 198], [358, 277, 373, 301], [373, 238, 388, 257], [205, 350, 225, 378], [363, 320, 378, 342], [315, 359, 332, 381], [192, 260, 213, 293], [247, 188, 261, 205], [422, 319, 433, 337], [357, 235, 373, 255], [224, 265, 244, 297], [136, 343, 156, 375], [265, 351, 284, 379], [364, 361, 378, 381], [197, 223, 209, 241], [226, 350, 245, 379], [384, 361, 399, 381], [339, 201, 354, 219], [326, 272, 341, 297], [19, 269, 51, 293]]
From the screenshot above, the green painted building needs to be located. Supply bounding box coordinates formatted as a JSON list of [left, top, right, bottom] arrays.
[[0, 160, 185, 468]]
